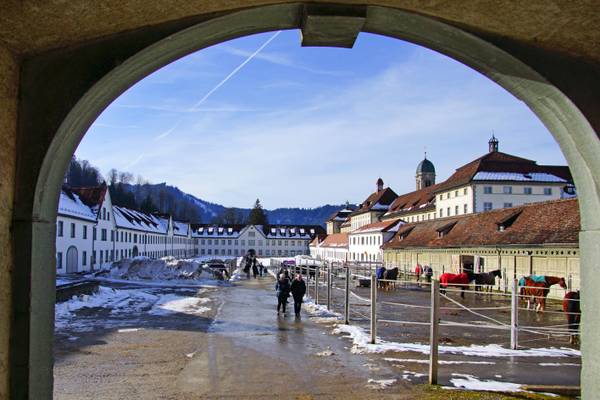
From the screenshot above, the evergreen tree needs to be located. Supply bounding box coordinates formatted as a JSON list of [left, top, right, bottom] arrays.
[[246, 199, 268, 225], [140, 193, 157, 214]]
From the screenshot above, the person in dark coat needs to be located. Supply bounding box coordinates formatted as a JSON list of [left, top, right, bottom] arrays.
[[275, 273, 291, 315], [290, 274, 307, 317]]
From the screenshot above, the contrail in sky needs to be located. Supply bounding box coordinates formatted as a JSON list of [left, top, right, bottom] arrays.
[[190, 30, 282, 111], [153, 30, 282, 141]]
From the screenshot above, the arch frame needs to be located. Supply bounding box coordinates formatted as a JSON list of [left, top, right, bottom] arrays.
[[13, 3, 599, 398]]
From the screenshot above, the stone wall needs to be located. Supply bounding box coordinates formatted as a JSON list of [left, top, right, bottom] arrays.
[[0, 44, 18, 400]]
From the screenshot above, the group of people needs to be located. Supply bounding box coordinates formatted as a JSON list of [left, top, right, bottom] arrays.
[[275, 267, 306, 317], [414, 263, 434, 283], [242, 250, 265, 278]]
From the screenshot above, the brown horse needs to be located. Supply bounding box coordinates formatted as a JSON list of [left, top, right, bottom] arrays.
[[519, 276, 567, 313]]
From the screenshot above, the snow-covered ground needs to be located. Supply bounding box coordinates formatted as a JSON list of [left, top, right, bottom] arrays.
[[55, 285, 213, 332]]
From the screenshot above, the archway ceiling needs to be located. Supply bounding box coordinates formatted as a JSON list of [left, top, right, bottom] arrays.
[[1, 1, 599, 64]]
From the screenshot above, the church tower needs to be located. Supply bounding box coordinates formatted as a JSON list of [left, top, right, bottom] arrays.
[[489, 134, 499, 152], [416, 154, 436, 190]]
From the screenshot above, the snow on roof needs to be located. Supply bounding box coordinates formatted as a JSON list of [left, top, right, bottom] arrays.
[[472, 172, 567, 183], [58, 190, 97, 221], [113, 206, 169, 234], [173, 220, 189, 236]]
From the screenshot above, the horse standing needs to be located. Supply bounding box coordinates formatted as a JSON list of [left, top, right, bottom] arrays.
[[519, 276, 567, 313], [563, 291, 581, 345], [382, 267, 399, 291], [474, 269, 502, 292], [440, 272, 475, 299]]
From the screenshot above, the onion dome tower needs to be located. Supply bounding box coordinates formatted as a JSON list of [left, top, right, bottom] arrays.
[[416, 154, 436, 190]]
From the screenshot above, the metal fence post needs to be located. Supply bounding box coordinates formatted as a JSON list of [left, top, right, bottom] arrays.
[[315, 266, 320, 305], [370, 273, 377, 344], [511, 278, 519, 350], [429, 279, 440, 385], [327, 263, 332, 311], [345, 263, 350, 324]]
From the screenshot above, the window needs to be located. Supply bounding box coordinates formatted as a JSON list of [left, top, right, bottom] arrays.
[[207, 239, 212, 245], [544, 188, 553, 195], [439, 195, 443, 201], [68, 222, 75, 238], [111, 230, 114, 241], [241, 240, 246, 246], [447, 207, 451, 216], [249, 231, 255, 237], [201, 239, 205, 245], [82, 251, 87, 266], [248, 240, 255, 246], [447, 193, 450, 199], [201, 249, 205, 255], [235, 240, 238, 245], [83, 225, 87, 239], [524, 187, 532, 195], [439, 209, 443, 218], [455, 190, 459, 197], [484, 186, 492, 194], [483, 202, 493, 211], [463, 204, 468, 214], [56, 253, 62, 269], [228, 239, 232, 245], [102, 208, 106, 220], [221, 239, 225, 245], [93, 227, 97, 240], [503, 186, 512, 194], [503, 202, 513, 208], [455, 205, 459, 215], [463, 188, 468, 195], [101, 229, 107, 241], [57, 221, 63, 237]]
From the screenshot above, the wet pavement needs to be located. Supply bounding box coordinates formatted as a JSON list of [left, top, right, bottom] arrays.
[[53, 274, 579, 399]]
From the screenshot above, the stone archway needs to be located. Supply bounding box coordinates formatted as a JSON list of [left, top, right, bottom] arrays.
[[11, 4, 599, 399]]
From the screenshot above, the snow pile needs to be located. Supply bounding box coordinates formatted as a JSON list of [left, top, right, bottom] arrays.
[[55, 285, 212, 331], [332, 324, 581, 358], [97, 257, 216, 283], [304, 299, 342, 323], [366, 379, 396, 389], [448, 374, 523, 392], [149, 293, 211, 316]]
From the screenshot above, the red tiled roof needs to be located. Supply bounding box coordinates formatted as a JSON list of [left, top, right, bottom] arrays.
[[385, 183, 440, 218], [352, 219, 403, 233], [319, 233, 349, 248], [309, 234, 327, 246], [383, 199, 579, 250], [351, 187, 398, 216], [433, 151, 572, 193]]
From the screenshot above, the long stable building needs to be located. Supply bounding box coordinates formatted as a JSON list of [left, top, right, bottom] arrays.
[[382, 198, 580, 298]]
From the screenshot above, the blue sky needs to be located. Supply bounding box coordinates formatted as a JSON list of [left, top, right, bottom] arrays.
[[76, 30, 566, 209]]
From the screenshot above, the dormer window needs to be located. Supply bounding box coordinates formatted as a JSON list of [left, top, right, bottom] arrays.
[[228, 227, 233, 233], [496, 209, 523, 232], [436, 221, 457, 238]]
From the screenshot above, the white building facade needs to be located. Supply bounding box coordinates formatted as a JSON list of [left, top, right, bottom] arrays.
[[309, 233, 348, 262], [192, 224, 325, 258], [56, 185, 195, 274], [348, 219, 403, 262]]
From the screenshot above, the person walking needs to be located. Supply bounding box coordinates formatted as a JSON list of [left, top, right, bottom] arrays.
[[290, 273, 307, 317], [415, 263, 422, 284], [275, 273, 291, 315], [424, 265, 433, 283]]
